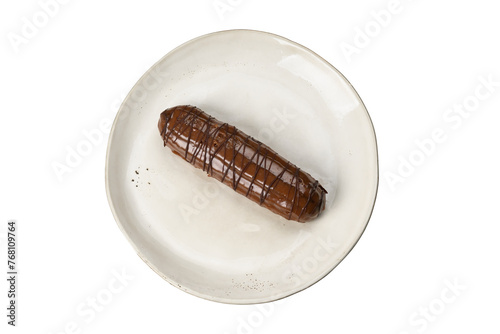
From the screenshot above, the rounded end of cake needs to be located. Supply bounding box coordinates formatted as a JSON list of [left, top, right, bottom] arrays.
[[297, 186, 327, 223]]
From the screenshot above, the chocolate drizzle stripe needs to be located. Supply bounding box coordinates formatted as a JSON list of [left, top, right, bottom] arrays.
[[167, 106, 196, 145], [298, 180, 320, 220], [245, 148, 269, 198], [259, 151, 277, 205], [286, 167, 301, 220], [235, 141, 262, 193], [262, 161, 290, 205], [183, 110, 198, 160]]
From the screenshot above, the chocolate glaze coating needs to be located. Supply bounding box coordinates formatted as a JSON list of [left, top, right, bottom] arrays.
[[158, 105, 327, 222]]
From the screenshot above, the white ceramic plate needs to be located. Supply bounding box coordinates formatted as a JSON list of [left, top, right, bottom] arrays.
[[105, 30, 378, 304]]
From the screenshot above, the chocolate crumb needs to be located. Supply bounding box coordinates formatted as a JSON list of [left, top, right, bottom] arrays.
[[135, 170, 139, 175]]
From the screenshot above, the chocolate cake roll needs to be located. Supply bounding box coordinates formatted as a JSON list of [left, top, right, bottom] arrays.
[[158, 105, 327, 222]]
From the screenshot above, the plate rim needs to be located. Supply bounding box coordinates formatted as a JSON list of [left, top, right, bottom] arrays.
[[105, 28, 379, 304]]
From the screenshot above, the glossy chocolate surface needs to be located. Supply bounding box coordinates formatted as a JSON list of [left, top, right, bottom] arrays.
[[159, 105, 326, 222]]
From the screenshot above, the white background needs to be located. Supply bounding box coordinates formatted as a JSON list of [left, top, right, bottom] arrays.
[[1, 0, 499, 333]]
